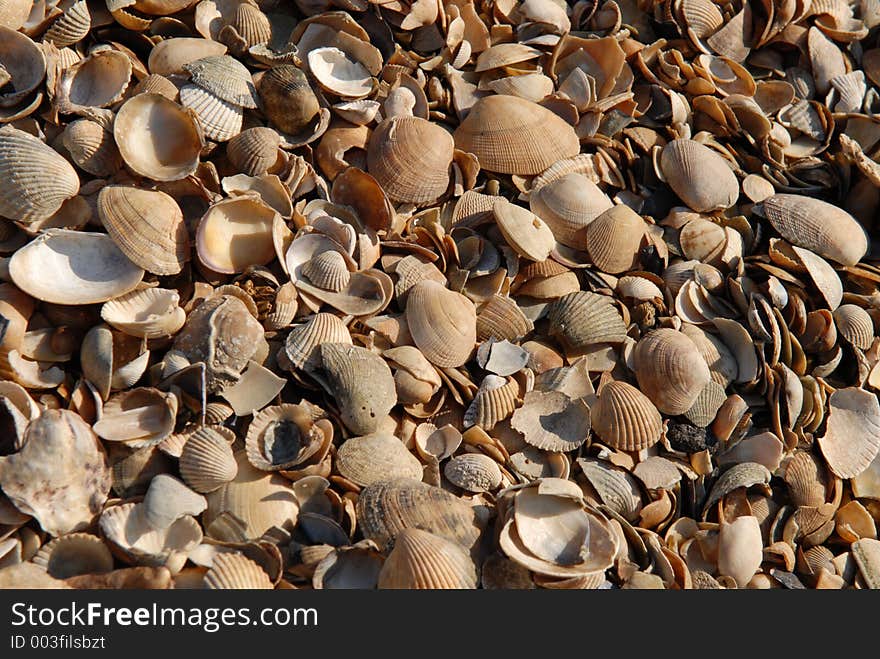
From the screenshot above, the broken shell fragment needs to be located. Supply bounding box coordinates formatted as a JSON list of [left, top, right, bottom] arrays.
[[511, 390, 591, 452], [818, 388, 880, 479]]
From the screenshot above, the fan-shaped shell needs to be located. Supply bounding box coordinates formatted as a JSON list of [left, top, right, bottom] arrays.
[[632, 328, 711, 415], [302, 250, 351, 292], [464, 375, 519, 430], [406, 280, 477, 368], [833, 304, 874, 350], [784, 450, 828, 508], [227, 126, 282, 176], [546, 291, 627, 354], [32, 533, 113, 579], [453, 94, 581, 175], [818, 387, 880, 479], [444, 453, 503, 492], [592, 380, 662, 451], [367, 116, 453, 204], [204, 552, 273, 589], [659, 139, 739, 212], [196, 197, 279, 274], [529, 173, 613, 248], [223, 0, 271, 52], [62, 119, 122, 178], [284, 312, 352, 372], [683, 380, 727, 428], [183, 55, 258, 108], [256, 65, 320, 135], [44, 1, 91, 49], [179, 426, 238, 493], [378, 528, 478, 589], [336, 433, 422, 487], [179, 83, 242, 142], [476, 295, 534, 342], [585, 205, 646, 274], [680, 323, 739, 387], [511, 390, 591, 452], [131, 73, 179, 99]]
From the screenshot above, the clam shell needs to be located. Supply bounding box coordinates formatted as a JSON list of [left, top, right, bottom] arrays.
[[476, 294, 534, 342], [284, 312, 352, 372], [101, 288, 186, 339], [444, 453, 503, 492], [336, 433, 423, 487], [131, 73, 179, 99], [93, 387, 178, 448], [453, 94, 581, 175], [585, 204, 646, 274], [717, 516, 762, 588], [406, 280, 477, 368], [833, 304, 874, 350], [659, 139, 739, 212], [148, 38, 228, 76], [791, 246, 842, 310], [257, 65, 320, 135], [62, 119, 122, 178], [56, 50, 131, 113], [818, 387, 880, 479], [632, 328, 711, 415], [308, 46, 373, 99], [245, 404, 326, 472], [577, 459, 642, 521], [546, 291, 627, 354], [204, 552, 273, 589], [368, 116, 453, 204], [464, 374, 519, 430], [492, 197, 556, 262], [183, 55, 258, 108], [529, 173, 613, 248], [226, 126, 282, 176], [378, 528, 478, 589], [591, 380, 662, 451], [851, 538, 880, 589], [32, 533, 113, 579], [179, 83, 243, 142], [0, 125, 79, 223], [301, 250, 351, 292], [10, 230, 143, 305], [179, 426, 238, 493], [114, 93, 204, 181], [680, 323, 739, 387], [683, 380, 727, 428], [510, 390, 591, 452], [97, 185, 189, 276], [356, 478, 484, 552], [0, 27, 45, 108], [196, 197, 279, 274], [222, 0, 271, 52]]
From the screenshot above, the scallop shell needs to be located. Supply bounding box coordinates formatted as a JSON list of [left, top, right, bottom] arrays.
[[256, 65, 320, 135], [179, 426, 238, 493], [444, 453, 503, 492], [301, 250, 351, 292], [62, 119, 122, 178], [511, 390, 591, 452], [546, 291, 628, 354], [32, 533, 113, 579], [113, 93, 204, 181], [56, 49, 131, 113], [245, 404, 326, 472], [492, 197, 556, 262], [183, 55, 258, 108], [10, 230, 143, 305], [97, 185, 189, 276], [378, 528, 478, 589], [464, 375, 519, 430], [284, 312, 352, 372], [659, 139, 739, 212], [336, 433, 423, 487], [101, 288, 186, 339], [196, 197, 279, 274], [406, 280, 477, 368], [0, 125, 79, 223], [367, 116, 453, 205], [632, 328, 711, 415], [585, 204, 646, 274], [308, 46, 373, 99], [227, 126, 282, 176], [204, 552, 273, 589], [818, 387, 880, 479], [453, 94, 581, 175], [179, 83, 243, 142], [591, 380, 663, 451], [529, 173, 613, 248]]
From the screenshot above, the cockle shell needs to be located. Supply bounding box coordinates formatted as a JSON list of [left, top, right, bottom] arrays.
[[546, 291, 627, 354], [378, 528, 478, 589], [833, 304, 874, 350], [93, 387, 178, 448], [308, 46, 373, 99], [32, 533, 113, 579], [226, 126, 282, 176], [204, 552, 273, 589], [336, 433, 423, 487], [43, 0, 91, 48], [464, 375, 519, 430], [0, 27, 45, 108], [444, 453, 503, 492], [529, 173, 613, 248], [591, 380, 663, 451], [196, 197, 280, 274], [659, 139, 739, 212], [56, 50, 131, 114], [284, 312, 352, 372], [62, 119, 122, 178], [183, 55, 258, 108], [147, 37, 228, 76], [179, 426, 238, 493], [245, 404, 326, 472], [256, 65, 320, 135], [585, 205, 646, 274], [632, 329, 711, 415], [179, 83, 242, 142], [511, 390, 591, 452], [406, 280, 477, 368]]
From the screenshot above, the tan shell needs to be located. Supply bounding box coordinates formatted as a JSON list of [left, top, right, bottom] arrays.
[[577, 459, 642, 521], [141, 474, 206, 531], [632, 328, 711, 415], [683, 380, 727, 428], [546, 291, 627, 354], [301, 250, 351, 292], [101, 288, 186, 339], [245, 404, 326, 472], [62, 119, 122, 178], [681, 323, 739, 387], [477, 295, 534, 342], [80, 324, 150, 400], [10, 230, 144, 305], [179, 426, 238, 493], [113, 93, 204, 181], [0, 125, 79, 223], [818, 387, 880, 479], [833, 304, 874, 350], [93, 387, 178, 448], [284, 312, 352, 372], [852, 538, 880, 589], [529, 173, 613, 248], [308, 46, 373, 99], [464, 375, 519, 430], [226, 126, 282, 176], [367, 116, 453, 204], [0, 409, 110, 536], [131, 73, 179, 99], [317, 343, 396, 435], [256, 65, 319, 135], [32, 533, 113, 579], [585, 205, 646, 274], [378, 528, 478, 589], [56, 50, 131, 113], [511, 390, 591, 452], [659, 139, 739, 212], [147, 37, 228, 76], [406, 280, 477, 368], [183, 55, 258, 108], [179, 83, 242, 142], [97, 185, 189, 276], [444, 453, 503, 492], [492, 197, 556, 262], [717, 516, 762, 588], [356, 478, 484, 552], [453, 95, 581, 175], [761, 194, 867, 266], [591, 380, 662, 451], [204, 552, 273, 589], [196, 197, 279, 274], [336, 433, 423, 487]]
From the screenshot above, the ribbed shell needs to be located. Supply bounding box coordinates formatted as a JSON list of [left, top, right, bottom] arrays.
[[659, 139, 739, 212], [592, 381, 662, 451], [100, 288, 185, 339], [585, 205, 646, 274], [463, 375, 519, 430], [453, 94, 580, 175], [680, 323, 738, 387], [284, 312, 352, 371], [302, 250, 350, 292], [179, 83, 243, 142], [368, 116, 454, 204], [510, 390, 591, 451], [131, 73, 179, 99], [632, 328, 711, 415], [183, 55, 258, 108], [226, 1, 271, 48], [227, 127, 281, 175], [683, 380, 727, 427], [546, 291, 628, 353], [783, 450, 828, 507], [378, 528, 478, 589], [406, 280, 477, 368], [97, 185, 189, 275], [319, 343, 396, 435], [680, 0, 723, 37], [204, 402, 234, 425], [179, 426, 238, 493], [476, 295, 534, 342], [204, 552, 273, 589], [42, 0, 90, 47], [0, 125, 79, 223], [833, 304, 874, 349], [256, 65, 319, 134], [336, 433, 423, 486], [32, 533, 113, 579], [62, 118, 122, 178], [444, 453, 503, 492], [761, 194, 867, 266], [529, 173, 613, 248]]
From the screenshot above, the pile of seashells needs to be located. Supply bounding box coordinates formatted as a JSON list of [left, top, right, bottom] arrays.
[[1, 0, 880, 591]]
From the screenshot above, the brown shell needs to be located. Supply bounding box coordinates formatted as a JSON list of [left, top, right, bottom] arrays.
[[377, 528, 478, 589], [62, 119, 122, 178], [546, 291, 627, 354], [226, 126, 282, 176], [406, 280, 477, 368], [444, 453, 503, 492], [257, 65, 320, 134], [632, 329, 711, 415], [659, 139, 739, 212], [464, 375, 519, 430], [284, 312, 352, 372], [336, 433, 423, 487], [833, 304, 874, 350], [529, 173, 613, 248], [592, 380, 663, 451], [179, 426, 238, 494], [585, 205, 646, 274], [204, 552, 273, 589], [476, 295, 534, 342]]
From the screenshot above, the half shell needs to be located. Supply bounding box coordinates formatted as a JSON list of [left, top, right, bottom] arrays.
[[179, 426, 238, 493], [591, 380, 663, 451], [377, 528, 478, 589], [632, 329, 711, 415], [406, 280, 477, 368], [659, 139, 738, 212], [336, 433, 423, 487]]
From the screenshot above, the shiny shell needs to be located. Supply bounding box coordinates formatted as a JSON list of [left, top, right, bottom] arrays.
[[529, 173, 613, 248], [591, 380, 663, 451], [179, 426, 238, 493], [444, 454, 503, 492], [632, 328, 711, 415], [56, 50, 131, 113], [406, 280, 477, 368], [336, 433, 423, 487], [585, 205, 646, 274], [659, 139, 739, 212], [308, 46, 373, 99], [377, 528, 478, 589]]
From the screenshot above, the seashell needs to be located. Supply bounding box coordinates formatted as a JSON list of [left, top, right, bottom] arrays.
[[317, 343, 396, 435], [93, 387, 178, 448], [131, 73, 179, 100], [196, 197, 280, 274], [0, 409, 111, 537], [0, 125, 79, 223], [683, 380, 727, 428], [0, 27, 45, 108], [301, 250, 351, 292], [585, 204, 646, 274], [221, 0, 271, 53], [492, 197, 556, 262], [833, 304, 874, 350], [703, 462, 772, 513], [453, 95, 581, 175], [414, 424, 462, 462], [56, 50, 131, 114], [577, 459, 642, 521], [62, 119, 122, 178], [383, 346, 440, 405], [444, 453, 503, 493], [760, 194, 867, 266], [114, 93, 204, 181], [591, 380, 663, 451], [659, 139, 739, 212], [680, 323, 738, 387], [818, 387, 880, 479], [311, 540, 385, 589], [179, 83, 242, 142], [679, 218, 727, 263], [179, 426, 238, 493], [546, 291, 628, 355], [245, 404, 326, 472], [333, 98, 380, 125], [852, 538, 880, 589], [101, 288, 186, 339], [148, 38, 228, 76], [227, 127, 282, 176], [511, 390, 591, 452], [97, 185, 189, 276], [529, 173, 613, 248], [256, 65, 320, 135], [32, 533, 113, 579], [808, 26, 845, 95], [356, 478, 484, 552], [10, 230, 143, 305], [475, 43, 542, 72], [789, 246, 842, 311], [632, 328, 711, 415], [367, 116, 453, 205], [406, 280, 477, 368], [284, 312, 352, 373], [336, 433, 423, 487], [204, 552, 273, 589], [183, 55, 258, 108], [378, 529, 478, 589], [308, 46, 373, 99], [476, 295, 534, 342], [80, 325, 150, 400], [485, 73, 555, 102], [717, 516, 762, 588], [142, 474, 206, 530], [463, 375, 519, 430]]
